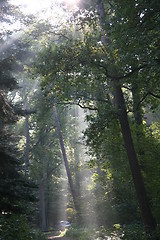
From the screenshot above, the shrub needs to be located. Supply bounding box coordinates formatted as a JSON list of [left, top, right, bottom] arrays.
[[29, 229, 47, 240], [0, 214, 30, 240], [66, 226, 92, 240], [0, 214, 47, 240], [121, 223, 146, 240], [66, 225, 121, 240]]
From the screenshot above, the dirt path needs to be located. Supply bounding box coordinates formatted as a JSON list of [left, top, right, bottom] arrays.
[[48, 237, 72, 240]]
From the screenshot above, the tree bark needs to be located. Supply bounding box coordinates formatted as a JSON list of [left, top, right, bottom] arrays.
[[73, 106, 81, 200], [114, 79, 156, 231], [132, 82, 146, 169], [40, 179, 47, 231], [53, 106, 80, 214], [25, 114, 30, 175], [22, 79, 30, 175], [95, 0, 156, 232], [132, 82, 143, 125]]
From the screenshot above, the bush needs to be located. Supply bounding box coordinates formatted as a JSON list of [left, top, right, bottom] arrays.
[[29, 229, 47, 240], [121, 223, 155, 240], [66, 225, 92, 240], [65, 225, 121, 240], [0, 214, 30, 240], [65, 223, 160, 240], [0, 214, 47, 240]]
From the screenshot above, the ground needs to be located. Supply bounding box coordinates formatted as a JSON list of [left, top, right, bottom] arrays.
[[48, 237, 72, 240], [46, 228, 73, 239]]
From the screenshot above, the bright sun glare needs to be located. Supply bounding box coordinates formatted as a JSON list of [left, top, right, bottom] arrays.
[[10, 0, 79, 17], [1, 0, 79, 52]]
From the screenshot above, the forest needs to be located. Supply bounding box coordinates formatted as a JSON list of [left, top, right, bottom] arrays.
[[0, 0, 160, 239]]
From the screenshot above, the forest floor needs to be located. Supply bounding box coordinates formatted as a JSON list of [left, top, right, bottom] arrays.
[[48, 237, 72, 239], [47, 230, 73, 240]]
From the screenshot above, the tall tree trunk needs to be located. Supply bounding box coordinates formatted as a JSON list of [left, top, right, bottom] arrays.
[[73, 106, 81, 200], [95, 0, 156, 232], [25, 114, 30, 175], [114, 79, 156, 231], [53, 106, 80, 214], [132, 82, 146, 169], [22, 79, 30, 175], [132, 82, 143, 126], [40, 179, 47, 231]]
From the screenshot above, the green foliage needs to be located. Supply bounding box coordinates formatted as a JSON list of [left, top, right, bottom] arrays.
[[32, 0, 160, 231], [142, 123, 160, 222], [85, 111, 140, 224], [120, 223, 160, 240], [0, 150, 37, 215], [0, 214, 47, 240], [66, 225, 122, 239], [121, 224, 146, 240], [29, 229, 47, 240], [66, 226, 92, 240], [0, 214, 30, 240], [66, 224, 160, 240]]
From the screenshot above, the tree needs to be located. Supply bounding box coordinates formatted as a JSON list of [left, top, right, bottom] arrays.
[[0, 32, 33, 217], [0, 2, 40, 238], [27, 92, 62, 230], [53, 106, 81, 215], [94, 0, 159, 233], [33, 0, 160, 234]]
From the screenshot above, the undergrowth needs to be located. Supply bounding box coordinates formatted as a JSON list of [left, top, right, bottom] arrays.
[[65, 223, 160, 240]]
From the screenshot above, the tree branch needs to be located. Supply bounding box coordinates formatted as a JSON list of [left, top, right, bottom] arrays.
[[91, 58, 147, 80], [14, 108, 36, 116], [77, 99, 98, 110], [138, 92, 160, 108]]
